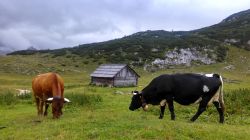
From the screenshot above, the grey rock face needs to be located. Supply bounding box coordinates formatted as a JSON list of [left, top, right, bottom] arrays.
[[151, 48, 216, 68]]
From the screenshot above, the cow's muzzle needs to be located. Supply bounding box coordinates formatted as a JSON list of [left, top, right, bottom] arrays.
[[142, 103, 148, 111], [129, 106, 135, 111]]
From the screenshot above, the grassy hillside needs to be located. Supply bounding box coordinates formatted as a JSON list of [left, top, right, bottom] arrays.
[[9, 31, 225, 65], [1, 46, 250, 139], [195, 9, 250, 49]]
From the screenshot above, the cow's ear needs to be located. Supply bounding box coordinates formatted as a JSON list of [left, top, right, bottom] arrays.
[[46, 98, 53, 103], [64, 98, 71, 103]]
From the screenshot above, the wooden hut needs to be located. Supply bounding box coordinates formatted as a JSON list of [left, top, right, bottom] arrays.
[[90, 64, 140, 87]]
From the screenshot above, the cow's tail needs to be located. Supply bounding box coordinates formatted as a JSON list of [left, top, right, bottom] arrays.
[[219, 75, 225, 112]]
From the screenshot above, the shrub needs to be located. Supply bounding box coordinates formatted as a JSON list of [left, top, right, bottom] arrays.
[[83, 61, 89, 64], [51, 49, 67, 57], [65, 92, 102, 107], [16, 93, 32, 100], [0, 91, 17, 105], [224, 88, 250, 115], [216, 45, 228, 62], [0, 90, 33, 106]]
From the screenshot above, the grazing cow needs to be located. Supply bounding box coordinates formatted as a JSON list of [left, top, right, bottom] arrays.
[[129, 73, 225, 123], [32, 72, 70, 119], [15, 89, 31, 96]]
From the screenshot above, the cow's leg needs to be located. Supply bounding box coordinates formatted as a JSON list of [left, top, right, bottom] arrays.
[[35, 97, 41, 115], [167, 99, 175, 120], [39, 100, 44, 116], [43, 95, 50, 116], [190, 99, 208, 122], [213, 101, 224, 123], [44, 103, 49, 116]]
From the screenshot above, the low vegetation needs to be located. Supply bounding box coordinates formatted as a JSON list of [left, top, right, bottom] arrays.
[[0, 46, 250, 139], [65, 92, 103, 107], [225, 88, 250, 116], [0, 91, 18, 106]]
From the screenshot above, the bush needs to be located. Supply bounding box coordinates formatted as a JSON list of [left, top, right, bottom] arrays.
[[224, 88, 250, 115], [65, 93, 102, 107], [83, 61, 89, 64], [0, 90, 33, 106], [0, 91, 17, 105], [16, 93, 32, 100], [216, 45, 228, 62]]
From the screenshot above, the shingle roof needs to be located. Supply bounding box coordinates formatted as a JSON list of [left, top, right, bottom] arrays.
[[90, 64, 127, 78]]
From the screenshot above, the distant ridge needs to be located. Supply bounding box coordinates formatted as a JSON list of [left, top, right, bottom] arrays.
[[27, 46, 38, 51]]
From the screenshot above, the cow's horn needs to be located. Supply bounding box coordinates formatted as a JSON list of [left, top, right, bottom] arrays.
[[64, 98, 70, 103], [46, 98, 53, 101], [132, 91, 141, 95]]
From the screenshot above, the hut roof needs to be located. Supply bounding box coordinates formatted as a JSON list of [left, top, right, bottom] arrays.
[[90, 64, 139, 78]]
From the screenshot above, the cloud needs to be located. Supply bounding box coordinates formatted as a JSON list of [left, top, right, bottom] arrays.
[[0, 28, 31, 50], [0, 0, 249, 52]]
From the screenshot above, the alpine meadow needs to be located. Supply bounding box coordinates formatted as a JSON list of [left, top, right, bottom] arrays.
[[1, 7, 250, 140]]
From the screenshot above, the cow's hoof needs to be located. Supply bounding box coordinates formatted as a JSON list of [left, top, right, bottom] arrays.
[[159, 116, 163, 119], [190, 119, 195, 122], [219, 120, 224, 124]]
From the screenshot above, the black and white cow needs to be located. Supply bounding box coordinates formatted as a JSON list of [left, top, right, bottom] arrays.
[[129, 73, 225, 123]]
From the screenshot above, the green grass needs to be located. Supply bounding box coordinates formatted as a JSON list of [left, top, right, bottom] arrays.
[[0, 90, 17, 105], [1, 46, 250, 139], [1, 89, 250, 139]]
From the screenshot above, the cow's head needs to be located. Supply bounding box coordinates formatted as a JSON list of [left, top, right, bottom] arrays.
[[46, 97, 70, 119], [129, 91, 148, 111]]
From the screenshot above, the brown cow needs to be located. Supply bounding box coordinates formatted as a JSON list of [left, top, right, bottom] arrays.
[[32, 72, 70, 119]]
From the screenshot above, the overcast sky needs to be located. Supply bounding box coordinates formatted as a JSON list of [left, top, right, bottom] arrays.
[[0, 0, 249, 52]]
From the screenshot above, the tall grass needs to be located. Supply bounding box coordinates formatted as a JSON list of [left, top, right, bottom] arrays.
[[0, 89, 102, 107], [0, 90, 32, 105], [0, 91, 17, 105], [225, 88, 250, 115], [65, 92, 102, 107]]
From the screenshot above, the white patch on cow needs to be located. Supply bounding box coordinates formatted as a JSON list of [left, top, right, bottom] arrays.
[[205, 74, 214, 77], [160, 99, 167, 106], [203, 85, 210, 92], [208, 88, 220, 106], [208, 76, 224, 107]]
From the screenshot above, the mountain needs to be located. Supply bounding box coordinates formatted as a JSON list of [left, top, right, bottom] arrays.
[[0, 46, 38, 55], [26, 46, 38, 51], [194, 9, 250, 49], [8, 9, 250, 68], [0, 47, 14, 56]]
